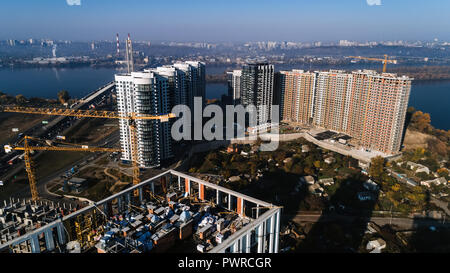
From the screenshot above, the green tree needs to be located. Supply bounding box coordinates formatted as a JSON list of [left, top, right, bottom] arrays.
[[57, 90, 70, 104], [416, 172, 430, 181], [369, 156, 385, 181]]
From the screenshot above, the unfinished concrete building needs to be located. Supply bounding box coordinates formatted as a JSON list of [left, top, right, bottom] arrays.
[[0, 199, 74, 253], [0, 170, 281, 253]]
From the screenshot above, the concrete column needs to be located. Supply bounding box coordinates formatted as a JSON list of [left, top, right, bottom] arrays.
[[263, 220, 267, 253], [246, 232, 251, 253], [117, 197, 122, 212], [228, 194, 232, 211], [257, 223, 264, 253], [185, 178, 190, 195], [151, 182, 155, 193], [269, 215, 275, 253], [30, 234, 40, 253], [178, 176, 181, 190], [233, 239, 240, 253], [103, 203, 109, 217], [256, 204, 260, 218], [44, 229, 55, 251], [274, 211, 280, 253], [216, 190, 220, 206], [126, 193, 131, 209], [238, 198, 244, 216], [56, 223, 66, 245], [139, 188, 143, 203], [199, 184, 205, 200]]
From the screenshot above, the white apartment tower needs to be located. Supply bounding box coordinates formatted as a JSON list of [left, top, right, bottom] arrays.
[[115, 61, 206, 168], [115, 71, 171, 168], [229, 69, 242, 104], [173, 61, 206, 109]]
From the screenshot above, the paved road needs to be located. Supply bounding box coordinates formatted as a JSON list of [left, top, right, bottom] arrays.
[[286, 213, 449, 229]]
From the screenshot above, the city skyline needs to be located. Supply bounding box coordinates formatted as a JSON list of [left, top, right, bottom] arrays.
[[1, 0, 449, 42]]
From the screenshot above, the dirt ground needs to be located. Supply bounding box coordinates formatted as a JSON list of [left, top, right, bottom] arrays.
[[65, 118, 118, 144], [402, 129, 437, 150], [0, 113, 46, 144]]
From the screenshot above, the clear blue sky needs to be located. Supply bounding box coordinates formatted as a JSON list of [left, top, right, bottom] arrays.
[[1, 0, 449, 42]]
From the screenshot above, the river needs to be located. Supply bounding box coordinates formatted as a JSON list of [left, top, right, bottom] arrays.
[[0, 67, 448, 130]]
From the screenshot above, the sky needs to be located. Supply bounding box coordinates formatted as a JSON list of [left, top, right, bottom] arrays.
[[0, 0, 449, 42]]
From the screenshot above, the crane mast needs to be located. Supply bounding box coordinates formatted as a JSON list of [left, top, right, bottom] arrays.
[[1, 106, 176, 200], [347, 54, 397, 73], [5, 136, 121, 201]]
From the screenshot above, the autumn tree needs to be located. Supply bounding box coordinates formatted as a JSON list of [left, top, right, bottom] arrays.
[[410, 111, 433, 133], [369, 156, 385, 181], [437, 168, 449, 178]]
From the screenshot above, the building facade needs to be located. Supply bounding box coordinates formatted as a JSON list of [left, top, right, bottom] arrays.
[[115, 61, 206, 168], [279, 69, 412, 154], [240, 63, 274, 124], [173, 61, 206, 110], [115, 71, 171, 168], [278, 70, 316, 124], [227, 69, 242, 105]]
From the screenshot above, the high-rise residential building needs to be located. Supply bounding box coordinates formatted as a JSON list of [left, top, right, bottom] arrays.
[[279, 69, 412, 154], [313, 70, 353, 132], [174, 61, 206, 109], [115, 61, 206, 168], [241, 63, 274, 124], [227, 70, 242, 105], [356, 71, 412, 153], [115, 71, 171, 168], [150, 66, 187, 108], [278, 70, 316, 124]]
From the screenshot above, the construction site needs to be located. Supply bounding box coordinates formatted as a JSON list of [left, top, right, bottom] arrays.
[[0, 170, 281, 253], [0, 198, 75, 250]]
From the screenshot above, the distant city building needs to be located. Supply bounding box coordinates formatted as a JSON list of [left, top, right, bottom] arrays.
[[240, 63, 274, 124], [279, 69, 412, 154]]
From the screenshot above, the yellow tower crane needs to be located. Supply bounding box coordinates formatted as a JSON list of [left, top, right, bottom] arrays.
[[347, 54, 398, 73], [1, 106, 175, 200], [4, 135, 122, 201]]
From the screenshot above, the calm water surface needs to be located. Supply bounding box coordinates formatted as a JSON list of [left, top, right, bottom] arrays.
[[0, 67, 448, 130]]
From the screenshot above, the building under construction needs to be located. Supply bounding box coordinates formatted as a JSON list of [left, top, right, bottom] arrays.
[[0, 170, 281, 253], [0, 198, 75, 253]]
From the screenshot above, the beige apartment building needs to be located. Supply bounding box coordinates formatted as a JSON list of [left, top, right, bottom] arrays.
[[279, 69, 412, 154]]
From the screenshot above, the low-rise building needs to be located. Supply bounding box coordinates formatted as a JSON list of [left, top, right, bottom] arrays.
[[299, 175, 315, 185], [406, 162, 430, 174], [319, 178, 335, 186], [420, 177, 447, 188], [366, 238, 386, 253], [357, 192, 376, 202], [308, 184, 324, 196], [66, 177, 88, 193], [363, 179, 379, 192], [301, 145, 310, 153], [324, 157, 336, 165]]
